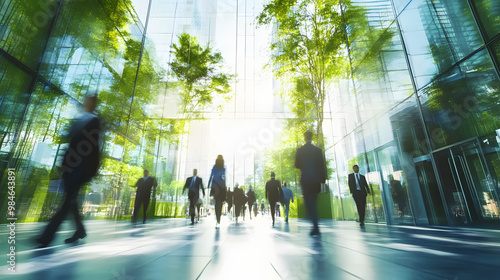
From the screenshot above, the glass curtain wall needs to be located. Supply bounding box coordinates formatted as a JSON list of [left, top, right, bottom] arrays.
[[329, 0, 500, 226], [1, 0, 499, 227], [0, 0, 180, 223]]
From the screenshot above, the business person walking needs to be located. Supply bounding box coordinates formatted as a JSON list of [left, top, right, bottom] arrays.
[[295, 131, 326, 236], [132, 169, 158, 224], [348, 164, 371, 227], [265, 172, 281, 227], [36, 95, 102, 247], [183, 169, 205, 225]]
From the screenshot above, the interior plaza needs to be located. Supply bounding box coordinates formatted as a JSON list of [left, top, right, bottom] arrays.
[[1, 0, 499, 279]]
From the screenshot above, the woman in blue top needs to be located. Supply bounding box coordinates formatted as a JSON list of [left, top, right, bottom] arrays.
[[208, 155, 227, 228]]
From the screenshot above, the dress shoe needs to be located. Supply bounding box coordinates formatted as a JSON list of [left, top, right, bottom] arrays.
[[360, 222, 365, 227], [64, 231, 86, 244]]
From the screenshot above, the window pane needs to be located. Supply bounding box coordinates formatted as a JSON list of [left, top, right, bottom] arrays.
[[398, 0, 484, 89], [0, 0, 55, 68], [419, 49, 500, 150], [473, 0, 500, 41]]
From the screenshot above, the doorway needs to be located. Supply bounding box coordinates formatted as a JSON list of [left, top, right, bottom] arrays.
[[433, 138, 500, 225]]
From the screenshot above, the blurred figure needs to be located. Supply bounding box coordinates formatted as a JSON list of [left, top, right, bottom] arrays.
[[182, 169, 205, 225], [276, 202, 281, 217], [389, 175, 407, 218], [226, 187, 233, 218], [282, 182, 294, 223], [246, 185, 256, 220], [36, 95, 102, 247], [233, 184, 245, 222], [260, 199, 265, 216], [208, 155, 227, 229], [295, 131, 326, 236], [132, 169, 158, 224], [265, 172, 282, 227], [348, 165, 370, 227], [253, 201, 258, 217]]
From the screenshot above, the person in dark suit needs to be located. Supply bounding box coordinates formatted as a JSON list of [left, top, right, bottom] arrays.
[[36, 95, 102, 247], [389, 175, 406, 217], [265, 172, 281, 227], [295, 131, 326, 236], [183, 169, 205, 224], [233, 184, 245, 223], [246, 185, 256, 220], [348, 164, 371, 226], [132, 169, 158, 224]]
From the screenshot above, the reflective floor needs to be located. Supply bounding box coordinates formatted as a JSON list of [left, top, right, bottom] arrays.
[[1, 215, 499, 280]]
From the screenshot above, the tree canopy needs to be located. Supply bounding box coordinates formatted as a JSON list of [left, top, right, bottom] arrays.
[[169, 33, 234, 117]]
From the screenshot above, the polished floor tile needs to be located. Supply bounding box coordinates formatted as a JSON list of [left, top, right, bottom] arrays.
[[1, 216, 499, 279]]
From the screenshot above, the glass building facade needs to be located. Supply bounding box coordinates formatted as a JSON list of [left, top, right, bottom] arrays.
[[328, 0, 500, 226], [1, 0, 499, 228]]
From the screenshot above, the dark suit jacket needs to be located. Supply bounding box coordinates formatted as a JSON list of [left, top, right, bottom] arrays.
[[246, 189, 256, 205], [136, 176, 158, 199], [62, 113, 101, 190], [183, 176, 205, 199], [295, 142, 327, 195], [348, 173, 370, 195], [265, 179, 281, 202], [233, 188, 246, 205]]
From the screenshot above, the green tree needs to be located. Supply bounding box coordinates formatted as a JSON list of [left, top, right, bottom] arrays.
[[257, 0, 348, 149], [169, 33, 234, 117], [257, 0, 393, 150]]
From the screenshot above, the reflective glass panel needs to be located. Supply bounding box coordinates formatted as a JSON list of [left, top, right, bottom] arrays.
[[419, 49, 500, 150], [398, 0, 483, 89], [473, 0, 500, 41]]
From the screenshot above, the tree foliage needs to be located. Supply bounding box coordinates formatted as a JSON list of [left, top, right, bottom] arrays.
[[257, 0, 394, 147], [169, 33, 234, 117], [257, 0, 347, 149]]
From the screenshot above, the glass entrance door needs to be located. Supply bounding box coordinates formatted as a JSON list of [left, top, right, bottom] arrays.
[[433, 139, 500, 225]]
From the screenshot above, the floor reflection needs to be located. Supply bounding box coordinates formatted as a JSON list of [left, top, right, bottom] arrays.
[[1, 217, 499, 279]]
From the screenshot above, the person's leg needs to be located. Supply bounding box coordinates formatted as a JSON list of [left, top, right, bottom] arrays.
[[359, 195, 367, 224], [248, 204, 253, 220], [70, 195, 85, 234], [132, 193, 142, 223], [353, 192, 365, 225], [64, 193, 87, 243], [270, 202, 276, 226], [37, 191, 76, 245], [304, 194, 319, 234], [235, 203, 241, 222], [285, 202, 290, 222], [189, 196, 196, 224], [143, 198, 150, 224], [353, 193, 361, 221], [215, 199, 222, 224]]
